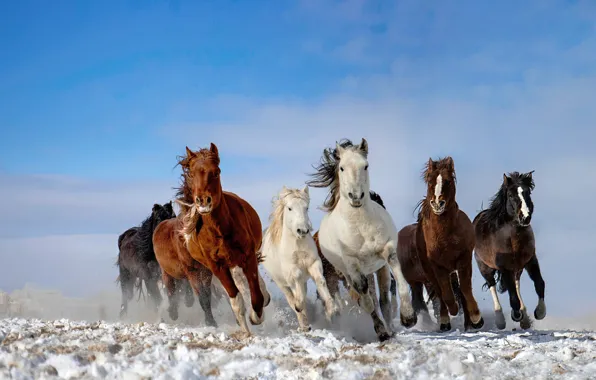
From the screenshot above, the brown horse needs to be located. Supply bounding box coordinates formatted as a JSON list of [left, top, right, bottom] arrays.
[[415, 157, 484, 331], [397, 223, 464, 324], [174, 143, 270, 335], [473, 171, 546, 330], [153, 215, 218, 326]]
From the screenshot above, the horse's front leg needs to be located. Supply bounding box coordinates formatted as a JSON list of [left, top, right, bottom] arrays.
[[383, 243, 417, 328], [525, 255, 546, 321], [456, 252, 484, 330], [376, 265, 394, 332], [212, 266, 250, 334], [307, 260, 339, 322], [240, 254, 266, 326]]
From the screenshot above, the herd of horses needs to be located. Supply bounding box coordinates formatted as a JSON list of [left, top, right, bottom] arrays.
[[116, 138, 546, 341]]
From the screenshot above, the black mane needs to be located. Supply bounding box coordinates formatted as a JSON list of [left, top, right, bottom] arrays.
[[475, 171, 535, 232], [369, 190, 386, 209], [306, 139, 356, 212]]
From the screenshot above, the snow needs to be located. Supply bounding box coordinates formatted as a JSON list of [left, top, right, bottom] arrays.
[[1, 284, 596, 379]]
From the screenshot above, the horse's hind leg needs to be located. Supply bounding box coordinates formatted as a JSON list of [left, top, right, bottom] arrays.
[[525, 255, 546, 320], [456, 255, 484, 330], [119, 267, 134, 318], [412, 282, 433, 325], [145, 262, 163, 313], [476, 256, 506, 329], [308, 260, 339, 323], [188, 267, 218, 328], [162, 273, 180, 321]]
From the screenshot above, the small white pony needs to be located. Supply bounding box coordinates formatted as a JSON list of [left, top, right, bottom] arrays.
[[306, 138, 416, 341], [260, 185, 339, 332]]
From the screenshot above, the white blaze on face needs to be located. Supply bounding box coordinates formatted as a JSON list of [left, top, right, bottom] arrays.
[[518, 186, 529, 218], [434, 174, 443, 203]]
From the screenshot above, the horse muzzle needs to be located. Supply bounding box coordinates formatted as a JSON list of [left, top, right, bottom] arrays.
[[517, 216, 531, 227], [430, 199, 446, 215]]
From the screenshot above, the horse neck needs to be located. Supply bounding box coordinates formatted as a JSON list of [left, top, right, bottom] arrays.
[[201, 194, 231, 233]]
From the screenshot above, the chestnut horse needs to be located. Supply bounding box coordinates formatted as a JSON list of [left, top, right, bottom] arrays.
[[173, 143, 270, 335], [397, 223, 463, 324], [473, 171, 546, 330], [415, 157, 483, 331], [153, 215, 218, 327]]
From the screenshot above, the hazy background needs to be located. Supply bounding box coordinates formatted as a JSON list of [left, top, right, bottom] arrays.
[[1, 0, 595, 321]]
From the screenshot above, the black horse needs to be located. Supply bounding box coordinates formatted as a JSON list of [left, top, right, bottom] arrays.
[[116, 201, 193, 317]]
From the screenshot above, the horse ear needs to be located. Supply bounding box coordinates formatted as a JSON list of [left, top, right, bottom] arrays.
[[209, 143, 219, 157], [502, 173, 510, 186], [335, 142, 346, 157], [359, 138, 368, 155], [446, 156, 454, 171], [302, 185, 309, 195], [527, 170, 535, 179], [152, 203, 161, 212], [427, 158, 435, 171], [185, 146, 194, 157]]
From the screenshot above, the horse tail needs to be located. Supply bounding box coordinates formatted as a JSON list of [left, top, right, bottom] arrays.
[[481, 270, 507, 293], [135, 279, 146, 302], [256, 249, 265, 264]]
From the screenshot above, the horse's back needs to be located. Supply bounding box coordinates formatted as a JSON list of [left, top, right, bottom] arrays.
[[223, 191, 263, 245], [153, 218, 186, 279], [397, 223, 426, 283]]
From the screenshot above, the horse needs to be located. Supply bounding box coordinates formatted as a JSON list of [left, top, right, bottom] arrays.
[[173, 143, 271, 335], [397, 223, 464, 325], [116, 202, 176, 318], [306, 138, 416, 341], [473, 171, 546, 330], [260, 185, 339, 331], [415, 157, 484, 332], [314, 191, 399, 318]]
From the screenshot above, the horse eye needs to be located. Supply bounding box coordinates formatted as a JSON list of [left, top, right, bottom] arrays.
[[340, 167, 344, 172], [288, 207, 292, 211], [364, 165, 368, 170]]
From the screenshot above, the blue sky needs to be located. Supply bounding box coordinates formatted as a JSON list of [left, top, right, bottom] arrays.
[[1, 0, 596, 317]]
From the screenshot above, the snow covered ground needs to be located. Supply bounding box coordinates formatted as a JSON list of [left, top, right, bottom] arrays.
[[1, 283, 596, 379]]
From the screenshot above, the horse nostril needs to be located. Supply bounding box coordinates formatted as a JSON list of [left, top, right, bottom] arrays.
[[297, 229, 303, 235], [360, 192, 365, 199], [195, 196, 201, 204], [348, 192, 354, 199], [206, 196, 212, 204], [439, 200, 445, 207], [305, 229, 310, 234]]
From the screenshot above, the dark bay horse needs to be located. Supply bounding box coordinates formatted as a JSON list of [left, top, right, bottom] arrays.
[[473, 171, 546, 330], [397, 223, 464, 324], [153, 214, 218, 327], [173, 143, 270, 335], [415, 157, 484, 331], [116, 202, 176, 318], [315, 191, 399, 317]]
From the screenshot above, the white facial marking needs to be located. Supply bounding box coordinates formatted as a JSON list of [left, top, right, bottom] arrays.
[[198, 205, 211, 214], [434, 174, 443, 202], [518, 187, 529, 218]]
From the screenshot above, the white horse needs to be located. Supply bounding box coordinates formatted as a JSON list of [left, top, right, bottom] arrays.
[[306, 138, 416, 341], [260, 185, 339, 332]]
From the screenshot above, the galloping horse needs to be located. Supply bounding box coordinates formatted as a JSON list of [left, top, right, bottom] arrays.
[[473, 171, 546, 330], [314, 191, 399, 318], [260, 185, 339, 331], [415, 157, 483, 331], [116, 202, 176, 318], [173, 143, 270, 335], [307, 138, 416, 341]]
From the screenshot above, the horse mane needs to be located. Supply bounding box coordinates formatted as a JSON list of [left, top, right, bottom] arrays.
[[267, 187, 310, 245], [477, 171, 535, 232], [306, 139, 362, 212], [174, 147, 220, 213], [369, 190, 386, 209]]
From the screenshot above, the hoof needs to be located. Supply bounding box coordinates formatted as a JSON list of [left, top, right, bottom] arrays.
[[470, 317, 484, 330], [250, 311, 264, 326], [400, 312, 417, 329], [264, 295, 271, 307], [184, 297, 194, 308], [205, 318, 218, 328], [168, 308, 179, 321], [448, 304, 459, 317], [298, 326, 312, 333], [511, 309, 523, 322], [520, 316, 532, 330], [119, 306, 127, 319], [378, 331, 395, 342], [495, 310, 506, 330], [534, 301, 546, 320], [440, 323, 452, 332]]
